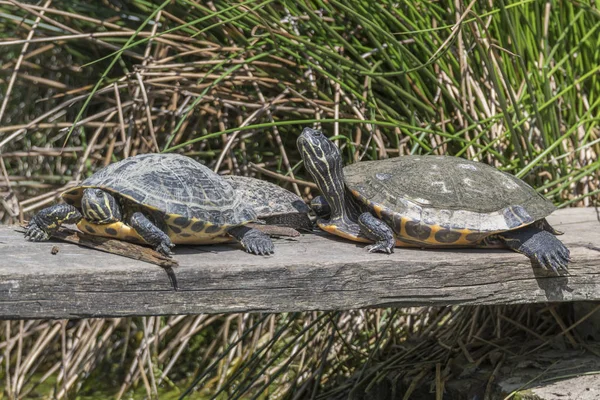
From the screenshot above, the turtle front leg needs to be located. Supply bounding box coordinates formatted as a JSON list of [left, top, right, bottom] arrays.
[[358, 212, 395, 254], [227, 226, 274, 255], [25, 204, 82, 241], [497, 225, 570, 273], [130, 212, 174, 256]]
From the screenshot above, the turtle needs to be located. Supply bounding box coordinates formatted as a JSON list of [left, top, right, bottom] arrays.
[[297, 127, 570, 272], [223, 175, 312, 232], [24, 153, 274, 256]]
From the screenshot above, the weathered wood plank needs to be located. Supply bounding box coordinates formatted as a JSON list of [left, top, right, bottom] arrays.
[[0, 207, 599, 320]]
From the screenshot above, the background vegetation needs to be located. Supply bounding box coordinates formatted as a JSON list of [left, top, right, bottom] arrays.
[[0, 0, 598, 398]]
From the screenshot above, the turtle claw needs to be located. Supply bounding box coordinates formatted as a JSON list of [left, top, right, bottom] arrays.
[[244, 232, 274, 256], [532, 245, 570, 274], [501, 227, 570, 274], [228, 226, 274, 255], [358, 213, 395, 254], [25, 221, 50, 242], [156, 240, 175, 257], [244, 234, 274, 256], [365, 243, 394, 254], [245, 244, 272, 256]]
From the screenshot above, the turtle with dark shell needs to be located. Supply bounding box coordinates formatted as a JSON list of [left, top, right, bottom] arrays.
[[24, 153, 274, 256], [223, 175, 312, 231], [297, 127, 570, 272]]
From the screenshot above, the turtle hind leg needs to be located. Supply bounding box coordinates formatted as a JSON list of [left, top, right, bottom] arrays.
[[227, 226, 274, 255], [358, 213, 395, 254], [535, 218, 563, 235], [130, 212, 174, 256], [497, 225, 570, 273], [25, 204, 82, 241]]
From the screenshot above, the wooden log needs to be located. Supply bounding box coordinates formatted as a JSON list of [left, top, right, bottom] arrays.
[[0, 207, 599, 320], [18, 224, 179, 268]]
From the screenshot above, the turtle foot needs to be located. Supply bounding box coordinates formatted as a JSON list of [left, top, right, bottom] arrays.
[[358, 213, 395, 254], [365, 242, 394, 254], [242, 229, 274, 255], [228, 226, 274, 255], [530, 238, 570, 273], [155, 240, 175, 257], [500, 226, 570, 274], [25, 221, 50, 242]]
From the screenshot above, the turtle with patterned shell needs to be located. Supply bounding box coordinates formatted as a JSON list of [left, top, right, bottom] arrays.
[[297, 127, 570, 272], [25, 153, 274, 256], [223, 175, 312, 232]]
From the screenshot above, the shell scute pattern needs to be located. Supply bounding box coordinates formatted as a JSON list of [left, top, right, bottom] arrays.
[[61, 154, 256, 245], [223, 175, 312, 230], [502, 205, 534, 228], [223, 176, 310, 216], [65, 154, 256, 227], [344, 156, 556, 243]]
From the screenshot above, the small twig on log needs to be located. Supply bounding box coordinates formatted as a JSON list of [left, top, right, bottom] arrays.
[[17, 225, 178, 288]]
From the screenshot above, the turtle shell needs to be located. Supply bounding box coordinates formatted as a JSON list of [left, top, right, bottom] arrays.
[[62, 153, 256, 244], [223, 176, 312, 230], [344, 156, 556, 246]]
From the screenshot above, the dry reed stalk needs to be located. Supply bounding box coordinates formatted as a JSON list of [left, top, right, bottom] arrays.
[[0, 0, 52, 124], [157, 315, 205, 384], [213, 89, 289, 172], [248, 162, 318, 189]]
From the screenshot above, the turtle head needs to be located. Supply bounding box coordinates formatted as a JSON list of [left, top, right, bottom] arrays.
[[297, 127, 347, 220], [81, 188, 122, 224], [297, 127, 341, 168]]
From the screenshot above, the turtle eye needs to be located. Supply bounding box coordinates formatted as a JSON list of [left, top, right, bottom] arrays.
[[95, 189, 104, 197], [313, 129, 323, 136]]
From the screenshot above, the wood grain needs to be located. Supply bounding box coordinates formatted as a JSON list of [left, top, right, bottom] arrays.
[[0, 207, 599, 320]]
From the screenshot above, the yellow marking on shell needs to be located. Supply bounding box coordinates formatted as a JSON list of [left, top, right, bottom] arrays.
[[319, 221, 418, 247], [318, 222, 371, 243], [423, 224, 442, 245], [396, 223, 479, 247], [393, 216, 420, 247], [356, 194, 492, 248], [372, 204, 384, 218], [172, 221, 233, 244], [77, 220, 146, 243], [172, 233, 233, 245], [65, 183, 245, 246], [400, 216, 408, 235], [78, 219, 236, 245], [318, 214, 472, 249], [455, 228, 479, 245], [393, 238, 420, 248]]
